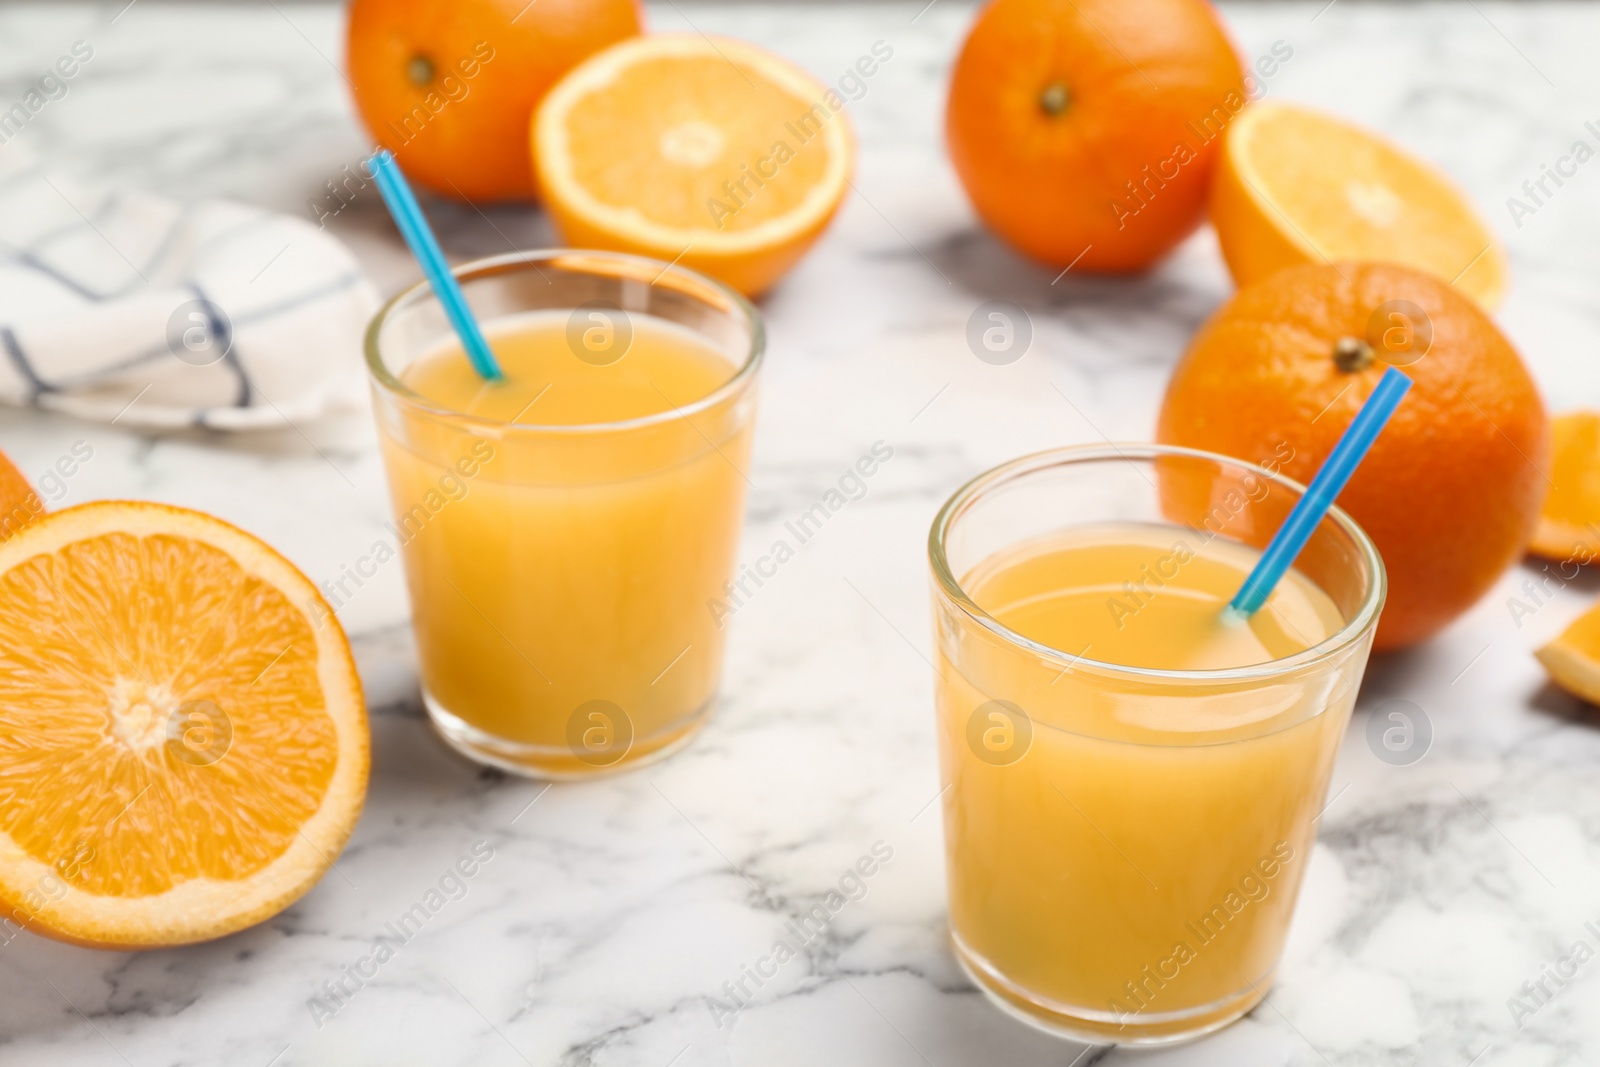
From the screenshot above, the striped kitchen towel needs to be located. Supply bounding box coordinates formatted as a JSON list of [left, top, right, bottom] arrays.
[[0, 148, 379, 430]]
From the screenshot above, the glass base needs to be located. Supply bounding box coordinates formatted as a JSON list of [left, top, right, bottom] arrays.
[[951, 929, 1270, 1046], [423, 690, 713, 780]]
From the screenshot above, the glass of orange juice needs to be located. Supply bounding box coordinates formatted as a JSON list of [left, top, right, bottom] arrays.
[[366, 250, 762, 777], [928, 444, 1385, 1045]]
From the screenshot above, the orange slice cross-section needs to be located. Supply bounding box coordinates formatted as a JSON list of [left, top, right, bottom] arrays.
[[533, 33, 855, 296], [0, 501, 367, 947], [1212, 100, 1507, 308]]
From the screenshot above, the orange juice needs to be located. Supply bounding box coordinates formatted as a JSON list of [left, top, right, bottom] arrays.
[[374, 300, 757, 777], [401, 313, 732, 426], [934, 520, 1359, 1042]]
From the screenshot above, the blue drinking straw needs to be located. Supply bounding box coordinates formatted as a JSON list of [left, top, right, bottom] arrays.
[[367, 149, 503, 381], [1229, 365, 1413, 616]]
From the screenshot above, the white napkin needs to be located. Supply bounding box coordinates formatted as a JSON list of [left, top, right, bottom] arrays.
[[0, 147, 379, 430]]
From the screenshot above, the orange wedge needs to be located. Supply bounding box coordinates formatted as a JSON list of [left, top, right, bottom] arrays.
[[532, 33, 854, 297], [0, 501, 367, 947], [1530, 411, 1600, 560], [1538, 605, 1600, 706], [0, 449, 41, 541], [1212, 100, 1507, 308]]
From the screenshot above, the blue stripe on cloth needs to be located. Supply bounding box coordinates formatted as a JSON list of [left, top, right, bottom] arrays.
[[131, 201, 195, 284], [1, 327, 53, 400], [0, 271, 368, 391], [2, 193, 167, 301], [189, 282, 250, 408], [11, 250, 109, 301], [5, 214, 99, 257]]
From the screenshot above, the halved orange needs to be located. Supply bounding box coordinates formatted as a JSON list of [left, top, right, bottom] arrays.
[[1538, 604, 1600, 706], [0, 449, 41, 541], [532, 33, 854, 297], [1530, 411, 1600, 560], [0, 501, 367, 947], [1211, 100, 1507, 308]]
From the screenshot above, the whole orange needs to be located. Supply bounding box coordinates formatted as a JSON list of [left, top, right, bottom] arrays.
[[1158, 262, 1549, 651], [345, 0, 642, 202], [946, 0, 1245, 273]]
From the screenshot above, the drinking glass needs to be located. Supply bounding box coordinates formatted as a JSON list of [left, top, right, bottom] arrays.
[[927, 444, 1385, 1044], [367, 250, 763, 777]]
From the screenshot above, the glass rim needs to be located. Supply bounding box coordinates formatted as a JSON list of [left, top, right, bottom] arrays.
[[364, 249, 766, 435], [927, 443, 1388, 684]]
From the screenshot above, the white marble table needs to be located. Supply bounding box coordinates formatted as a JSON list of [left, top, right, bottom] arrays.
[[3, 1, 1600, 1063]]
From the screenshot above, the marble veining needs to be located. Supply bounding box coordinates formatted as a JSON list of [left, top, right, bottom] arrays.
[[1, 1, 1600, 1064]]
